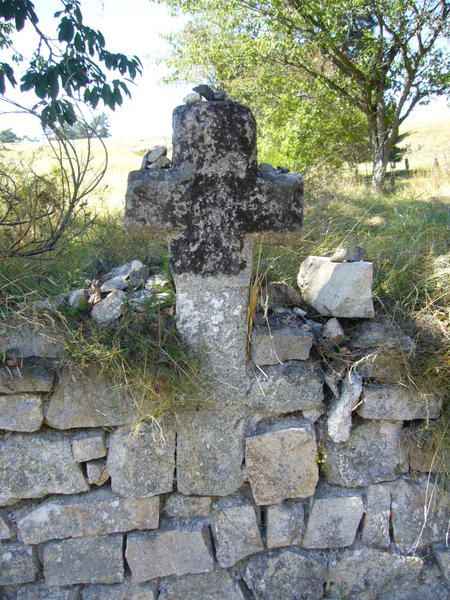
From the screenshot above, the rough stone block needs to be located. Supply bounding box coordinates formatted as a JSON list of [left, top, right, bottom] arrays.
[[302, 491, 364, 549], [433, 544, 450, 581], [250, 323, 313, 365], [163, 493, 211, 518], [266, 501, 304, 549], [212, 494, 263, 567], [328, 547, 423, 598], [0, 359, 55, 393], [45, 364, 136, 429], [349, 318, 414, 352], [297, 256, 374, 318], [17, 583, 81, 599], [126, 522, 214, 582], [0, 320, 65, 359], [18, 488, 159, 544], [245, 360, 324, 416], [246, 418, 319, 505], [357, 384, 442, 420], [86, 460, 110, 486], [0, 394, 43, 432], [82, 581, 157, 599], [0, 430, 89, 506], [72, 432, 107, 462], [0, 514, 12, 539], [361, 484, 391, 549], [244, 548, 327, 600], [323, 420, 406, 487], [43, 534, 124, 586], [158, 571, 245, 600], [107, 421, 175, 497], [0, 541, 38, 585], [176, 405, 245, 497], [327, 371, 362, 443], [391, 477, 450, 553]]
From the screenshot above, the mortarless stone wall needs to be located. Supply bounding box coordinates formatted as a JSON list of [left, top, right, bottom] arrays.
[[0, 314, 448, 600]]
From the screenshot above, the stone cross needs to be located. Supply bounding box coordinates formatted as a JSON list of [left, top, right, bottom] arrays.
[[125, 99, 303, 496]]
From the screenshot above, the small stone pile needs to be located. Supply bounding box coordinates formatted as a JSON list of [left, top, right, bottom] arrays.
[[141, 146, 171, 170], [29, 258, 173, 329]]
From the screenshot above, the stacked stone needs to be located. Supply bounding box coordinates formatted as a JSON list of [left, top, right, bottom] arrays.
[[1, 93, 448, 597], [0, 307, 448, 598]]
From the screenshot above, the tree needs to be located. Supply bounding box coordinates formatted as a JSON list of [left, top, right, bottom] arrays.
[[0, 1, 142, 126], [164, 16, 370, 179], [0, 127, 21, 142], [57, 112, 111, 139], [159, 0, 450, 191]]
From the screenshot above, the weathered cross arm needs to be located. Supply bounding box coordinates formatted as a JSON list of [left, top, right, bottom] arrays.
[[124, 165, 194, 229], [247, 165, 304, 233]]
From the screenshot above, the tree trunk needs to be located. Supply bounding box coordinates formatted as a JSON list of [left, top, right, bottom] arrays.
[[370, 88, 388, 193], [371, 143, 387, 193]]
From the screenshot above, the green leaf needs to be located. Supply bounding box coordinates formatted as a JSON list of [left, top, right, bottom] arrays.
[[58, 17, 75, 43]]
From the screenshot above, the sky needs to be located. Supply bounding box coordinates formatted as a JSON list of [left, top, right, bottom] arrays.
[[1, 0, 449, 140], [0, 0, 193, 139]]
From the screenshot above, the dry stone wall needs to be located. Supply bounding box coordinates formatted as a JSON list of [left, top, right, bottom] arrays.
[[0, 309, 448, 599]]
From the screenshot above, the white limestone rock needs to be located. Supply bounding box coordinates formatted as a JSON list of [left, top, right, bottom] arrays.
[[45, 364, 136, 429], [323, 420, 406, 487], [0, 430, 88, 506], [107, 421, 175, 498], [163, 493, 211, 518], [72, 431, 107, 462], [328, 546, 423, 598], [107, 260, 149, 288], [159, 570, 244, 600], [212, 494, 263, 568], [245, 360, 324, 416], [322, 317, 345, 342], [0, 394, 43, 432], [327, 371, 362, 443], [302, 491, 364, 549], [358, 384, 442, 420], [100, 275, 129, 293], [298, 256, 374, 318], [91, 289, 126, 327], [266, 501, 305, 549], [17, 488, 159, 544], [246, 418, 319, 505], [361, 483, 391, 549], [250, 323, 313, 365], [244, 548, 327, 600], [126, 522, 214, 582], [0, 541, 38, 585], [43, 534, 124, 586]]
